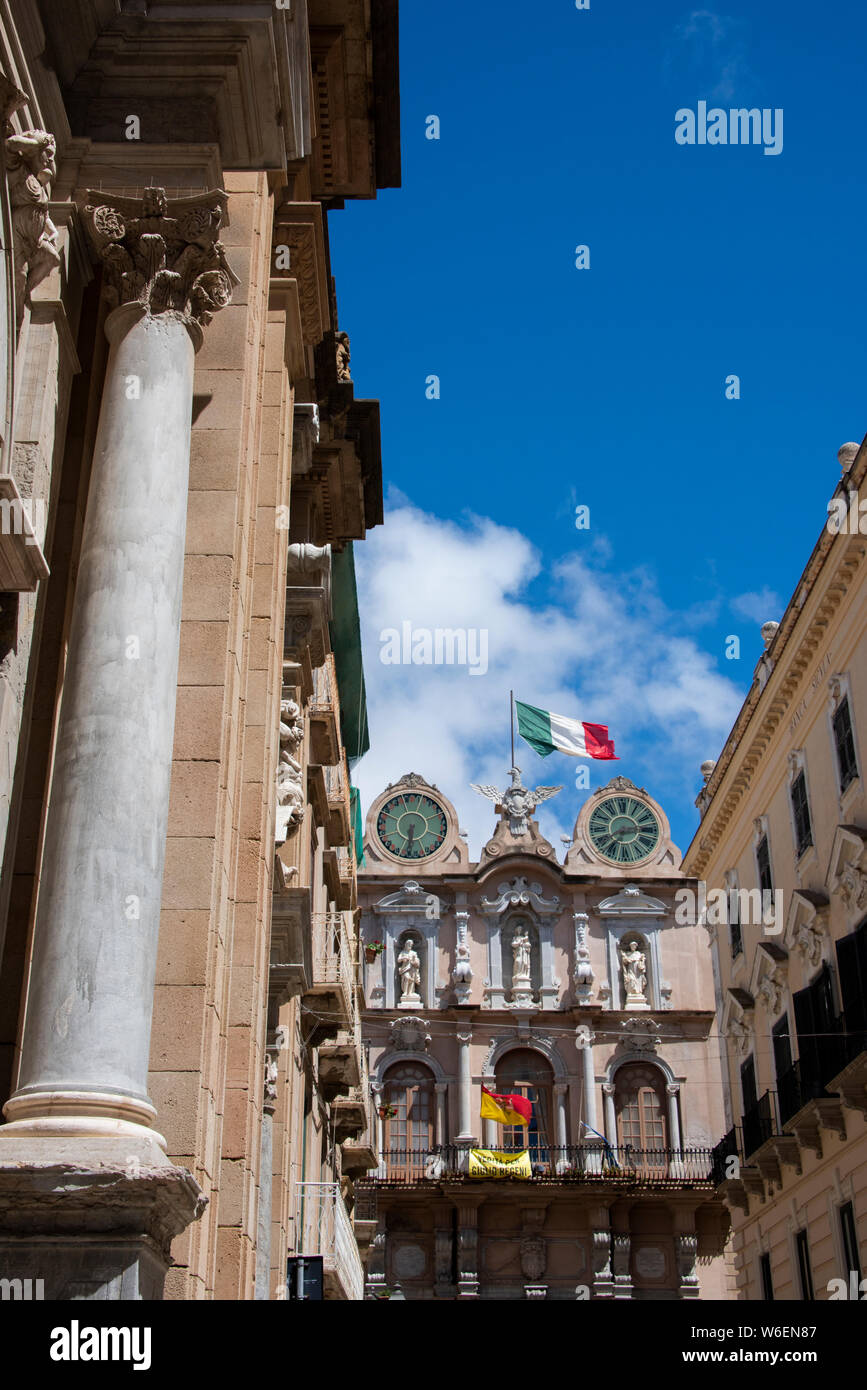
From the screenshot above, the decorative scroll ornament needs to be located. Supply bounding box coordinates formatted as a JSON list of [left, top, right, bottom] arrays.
[[275, 698, 304, 844], [573, 912, 594, 1002], [471, 766, 561, 838], [480, 875, 560, 917], [6, 129, 61, 326], [83, 187, 239, 346]]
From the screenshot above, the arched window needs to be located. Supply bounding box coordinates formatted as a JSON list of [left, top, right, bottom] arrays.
[[383, 1063, 434, 1179], [394, 930, 425, 1006], [614, 1062, 668, 1163], [494, 1049, 553, 1168]]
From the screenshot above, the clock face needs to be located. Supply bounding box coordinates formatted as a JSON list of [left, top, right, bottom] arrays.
[[376, 792, 448, 861], [587, 795, 661, 865]]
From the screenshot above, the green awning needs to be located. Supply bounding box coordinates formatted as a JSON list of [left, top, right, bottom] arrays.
[[350, 785, 366, 867], [328, 542, 370, 765]]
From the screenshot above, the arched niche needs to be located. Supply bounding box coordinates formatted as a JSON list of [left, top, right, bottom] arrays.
[[394, 928, 425, 1008], [502, 913, 541, 1005]]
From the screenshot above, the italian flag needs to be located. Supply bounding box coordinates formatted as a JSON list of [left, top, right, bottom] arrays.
[[516, 700, 618, 761]]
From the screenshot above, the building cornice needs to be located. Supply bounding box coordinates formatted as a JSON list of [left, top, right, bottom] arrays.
[[685, 444, 867, 878]]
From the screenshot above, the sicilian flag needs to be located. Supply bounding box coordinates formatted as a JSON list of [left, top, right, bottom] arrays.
[[480, 1085, 532, 1126], [516, 700, 618, 761]]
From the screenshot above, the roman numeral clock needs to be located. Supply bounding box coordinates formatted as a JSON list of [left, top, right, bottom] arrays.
[[364, 772, 470, 873], [566, 777, 682, 877]]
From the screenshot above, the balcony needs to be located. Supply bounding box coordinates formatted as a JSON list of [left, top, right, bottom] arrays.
[[309, 658, 340, 766], [293, 1182, 364, 1301], [340, 1051, 376, 1174], [360, 1145, 715, 1186], [827, 1030, 867, 1116], [325, 758, 351, 847], [301, 911, 354, 1042], [741, 1089, 777, 1160], [318, 1030, 362, 1099]]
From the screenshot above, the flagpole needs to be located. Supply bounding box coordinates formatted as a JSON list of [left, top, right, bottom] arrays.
[[510, 690, 515, 768]]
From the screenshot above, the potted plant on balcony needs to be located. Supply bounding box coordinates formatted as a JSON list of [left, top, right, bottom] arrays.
[[377, 1103, 397, 1120], [364, 940, 384, 964]]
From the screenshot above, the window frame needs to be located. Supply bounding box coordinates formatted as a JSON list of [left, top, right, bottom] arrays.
[[796, 1229, 815, 1301]]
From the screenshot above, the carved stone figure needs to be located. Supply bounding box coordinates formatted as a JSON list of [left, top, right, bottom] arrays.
[[275, 698, 304, 844], [453, 911, 473, 1006], [335, 330, 351, 381], [620, 938, 647, 1003], [471, 767, 562, 838], [6, 129, 61, 325], [83, 186, 239, 344], [838, 862, 867, 912], [511, 924, 532, 984], [397, 939, 421, 1003]]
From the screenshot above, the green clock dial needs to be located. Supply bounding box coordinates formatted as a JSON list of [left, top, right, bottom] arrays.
[[376, 793, 448, 860], [587, 795, 661, 865]]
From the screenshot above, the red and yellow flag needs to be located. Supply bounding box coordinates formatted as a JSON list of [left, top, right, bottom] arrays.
[[480, 1085, 532, 1126]]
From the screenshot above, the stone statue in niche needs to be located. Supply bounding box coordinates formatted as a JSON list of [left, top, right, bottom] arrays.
[[397, 937, 422, 1005], [620, 938, 647, 1006], [511, 923, 532, 985], [6, 129, 61, 327]]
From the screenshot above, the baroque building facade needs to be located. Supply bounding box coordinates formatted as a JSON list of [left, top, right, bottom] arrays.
[[356, 769, 732, 1299], [0, 0, 399, 1300], [685, 439, 867, 1302]]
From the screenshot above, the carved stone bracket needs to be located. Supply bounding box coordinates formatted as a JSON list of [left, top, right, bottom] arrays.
[[6, 129, 61, 327]]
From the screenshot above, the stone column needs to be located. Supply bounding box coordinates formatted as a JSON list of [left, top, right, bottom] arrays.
[[603, 1082, 617, 1152], [372, 1082, 386, 1176], [254, 1055, 278, 1300], [434, 1082, 448, 1148], [456, 1030, 475, 1144], [666, 1083, 682, 1151], [554, 1083, 569, 1174], [0, 188, 237, 1299], [576, 1025, 598, 1132], [455, 1197, 483, 1298]]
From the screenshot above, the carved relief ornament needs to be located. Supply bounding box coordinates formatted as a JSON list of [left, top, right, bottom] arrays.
[[83, 187, 239, 348]]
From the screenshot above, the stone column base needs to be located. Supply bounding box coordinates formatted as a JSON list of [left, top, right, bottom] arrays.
[[0, 1136, 205, 1300]]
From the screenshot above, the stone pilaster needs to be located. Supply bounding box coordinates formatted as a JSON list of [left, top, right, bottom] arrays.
[[0, 187, 237, 1299]]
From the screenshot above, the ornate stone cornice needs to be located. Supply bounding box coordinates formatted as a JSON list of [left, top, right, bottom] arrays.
[[687, 512, 866, 877], [83, 186, 238, 349]]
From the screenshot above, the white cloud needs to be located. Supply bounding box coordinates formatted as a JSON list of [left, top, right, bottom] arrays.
[[730, 586, 782, 625], [353, 500, 744, 860]]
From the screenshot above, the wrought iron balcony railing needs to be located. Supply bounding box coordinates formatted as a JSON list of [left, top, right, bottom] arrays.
[[358, 1145, 715, 1185], [293, 1181, 364, 1302], [741, 1089, 778, 1159]]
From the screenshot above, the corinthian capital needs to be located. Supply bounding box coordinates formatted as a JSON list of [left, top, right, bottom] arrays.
[[83, 186, 239, 347]]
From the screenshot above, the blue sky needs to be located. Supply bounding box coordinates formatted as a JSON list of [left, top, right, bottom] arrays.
[[328, 0, 867, 860]]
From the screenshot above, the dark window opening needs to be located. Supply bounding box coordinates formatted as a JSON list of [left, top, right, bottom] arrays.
[[791, 770, 813, 857], [834, 696, 859, 792]]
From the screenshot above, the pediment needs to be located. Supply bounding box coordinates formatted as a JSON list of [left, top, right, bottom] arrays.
[[597, 885, 668, 917], [373, 880, 441, 917]]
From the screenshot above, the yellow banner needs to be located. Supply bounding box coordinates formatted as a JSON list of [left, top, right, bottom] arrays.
[[468, 1148, 532, 1178]]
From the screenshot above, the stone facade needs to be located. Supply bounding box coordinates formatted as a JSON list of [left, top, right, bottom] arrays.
[[685, 440, 867, 1301], [0, 0, 399, 1301], [356, 771, 731, 1299]]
